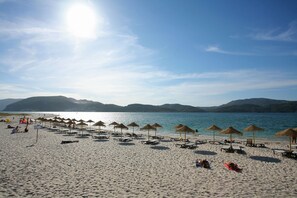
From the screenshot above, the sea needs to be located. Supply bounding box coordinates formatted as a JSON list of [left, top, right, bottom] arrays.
[[34, 112, 297, 142]]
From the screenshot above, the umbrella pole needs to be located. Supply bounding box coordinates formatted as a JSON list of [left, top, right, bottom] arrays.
[[230, 134, 233, 148], [290, 137, 292, 151], [147, 130, 149, 140], [155, 130, 157, 137], [253, 132, 255, 144], [185, 132, 187, 142], [213, 131, 215, 142]]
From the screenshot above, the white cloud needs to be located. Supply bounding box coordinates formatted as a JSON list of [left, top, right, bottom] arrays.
[[205, 45, 254, 56], [250, 21, 297, 42]]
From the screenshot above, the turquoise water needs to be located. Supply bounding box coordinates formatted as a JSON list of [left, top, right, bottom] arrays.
[[36, 112, 297, 141]]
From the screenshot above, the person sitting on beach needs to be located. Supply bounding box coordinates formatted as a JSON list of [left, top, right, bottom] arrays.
[[196, 159, 210, 169], [11, 126, 19, 134], [7, 125, 14, 129], [227, 162, 242, 172]]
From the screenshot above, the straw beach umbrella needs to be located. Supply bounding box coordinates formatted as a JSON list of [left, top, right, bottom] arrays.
[[109, 122, 119, 133], [152, 123, 162, 136], [77, 121, 88, 136], [220, 127, 243, 147], [140, 124, 156, 140], [114, 123, 128, 135], [276, 128, 297, 151], [244, 124, 264, 144], [93, 121, 106, 134], [175, 124, 184, 138], [176, 125, 195, 142], [127, 122, 139, 134], [206, 125, 222, 142]]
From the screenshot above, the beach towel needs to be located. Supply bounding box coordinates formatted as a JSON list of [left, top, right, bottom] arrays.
[[224, 162, 242, 172]]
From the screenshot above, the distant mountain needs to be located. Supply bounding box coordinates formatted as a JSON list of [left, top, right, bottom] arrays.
[[0, 98, 22, 111], [160, 104, 203, 112], [3, 96, 297, 112], [221, 98, 288, 107], [214, 98, 297, 112], [3, 96, 205, 112]]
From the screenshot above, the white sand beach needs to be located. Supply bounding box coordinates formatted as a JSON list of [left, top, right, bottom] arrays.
[[0, 115, 297, 197]]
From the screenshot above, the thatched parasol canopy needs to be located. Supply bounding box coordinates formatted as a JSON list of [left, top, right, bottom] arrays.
[[114, 123, 128, 134], [276, 128, 297, 151], [128, 122, 139, 133], [176, 125, 195, 142], [152, 123, 162, 136], [220, 127, 243, 146], [244, 124, 264, 144], [140, 124, 156, 140], [206, 125, 222, 142]]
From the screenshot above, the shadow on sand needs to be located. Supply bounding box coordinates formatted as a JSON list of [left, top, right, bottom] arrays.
[[150, 146, 170, 151], [118, 142, 135, 146], [194, 150, 217, 156], [250, 156, 281, 163], [93, 139, 109, 142]]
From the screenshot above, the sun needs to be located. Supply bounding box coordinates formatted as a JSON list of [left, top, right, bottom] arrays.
[[66, 4, 97, 39]]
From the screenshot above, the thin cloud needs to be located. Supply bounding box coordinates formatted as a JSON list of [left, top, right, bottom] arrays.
[[205, 45, 254, 56], [250, 21, 297, 42]]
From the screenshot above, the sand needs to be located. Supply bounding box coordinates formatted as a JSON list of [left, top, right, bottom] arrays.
[[0, 115, 296, 197]]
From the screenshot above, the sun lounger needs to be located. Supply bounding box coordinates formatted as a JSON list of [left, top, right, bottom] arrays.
[[175, 142, 197, 149], [76, 133, 90, 138], [150, 135, 164, 140], [66, 130, 78, 135], [272, 149, 297, 159], [170, 137, 189, 142], [131, 133, 143, 139], [141, 140, 159, 145], [93, 134, 109, 140], [288, 144, 297, 149], [221, 146, 244, 153], [195, 140, 207, 145], [111, 132, 123, 137], [209, 140, 226, 145], [255, 143, 266, 148], [114, 137, 132, 142]]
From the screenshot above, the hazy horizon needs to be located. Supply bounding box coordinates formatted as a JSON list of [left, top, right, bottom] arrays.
[[1, 0, 297, 106]]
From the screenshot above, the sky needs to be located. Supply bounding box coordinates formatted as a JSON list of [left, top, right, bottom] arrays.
[[0, 0, 297, 106]]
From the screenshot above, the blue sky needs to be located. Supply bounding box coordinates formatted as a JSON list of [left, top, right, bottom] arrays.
[[0, 0, 297, 106]]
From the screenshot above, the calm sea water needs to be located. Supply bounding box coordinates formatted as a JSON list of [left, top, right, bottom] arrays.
[[36, 112, 297, 141]]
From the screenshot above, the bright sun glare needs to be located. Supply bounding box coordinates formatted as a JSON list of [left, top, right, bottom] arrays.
[[66, 4, 97, 39]]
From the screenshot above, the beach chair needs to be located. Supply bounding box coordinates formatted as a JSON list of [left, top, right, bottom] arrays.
[[115, 137, 132, 142], [209, 140, 226, 145], [272, 149, 297, 159], [195, 140, 207, 145], [221, 146, 235, 153], [175, 142, 197, 149], [141, 140, 159, 145], [221, 145, 244, 153], [246, 139, 255, 147], [131, 133, 143, 139], [255, 143, 266, 148], [151, 135, 164, 140], [93, 134, 110, 140]]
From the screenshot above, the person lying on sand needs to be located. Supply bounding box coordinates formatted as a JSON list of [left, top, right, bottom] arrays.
[[7, 125, 14, 129], [195, 159, 210, 169], [224, 162, 242, 172], [11, 126, 19, 134]]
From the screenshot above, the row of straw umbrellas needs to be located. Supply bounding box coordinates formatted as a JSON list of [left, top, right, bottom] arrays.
[[37, 117, 297, 151], [207, 124, 297, 151]]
